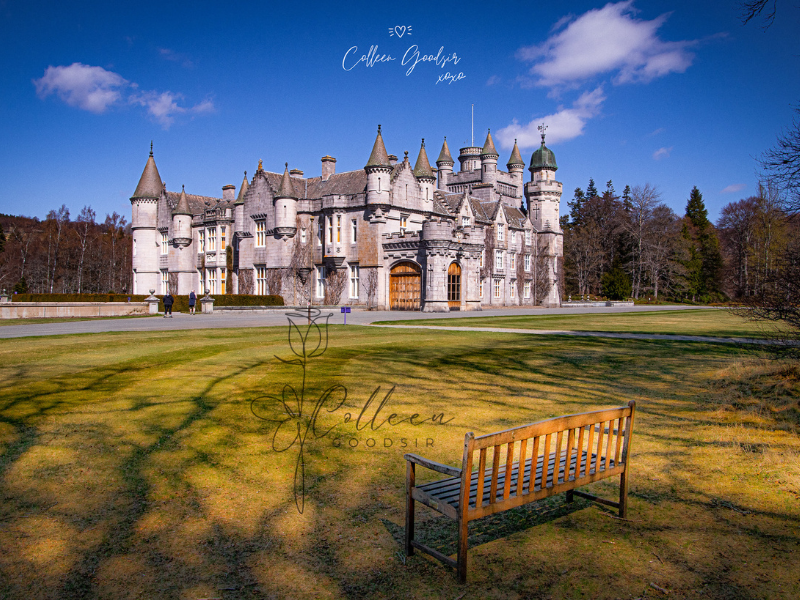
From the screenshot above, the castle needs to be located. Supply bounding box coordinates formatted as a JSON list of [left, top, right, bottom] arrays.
[[130, 126, 563, 311]]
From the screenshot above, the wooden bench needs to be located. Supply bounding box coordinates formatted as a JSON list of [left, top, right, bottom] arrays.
[[404, 401, 636, 582]]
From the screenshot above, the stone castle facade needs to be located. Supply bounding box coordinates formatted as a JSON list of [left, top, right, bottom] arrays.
[[130, 127, 563, 311]]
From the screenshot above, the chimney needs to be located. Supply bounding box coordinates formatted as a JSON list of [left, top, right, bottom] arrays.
[[388, 154, 398, 166], [290, 168, 304, 178], [321, 155, 336, 181], [222, 185, 235, 200]]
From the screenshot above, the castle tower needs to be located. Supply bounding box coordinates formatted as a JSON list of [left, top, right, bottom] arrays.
[[480, 129, 499, 187], [130, 143, 163, 295], [524, 125, 563, 307], [457, 144, 481, 173], [365, 125, 392, 209], [413, 139, 436, 203], [435, 137, 454, 190], [274, 163, 298, 238], [170, 185, 195, 294], [506, 138, 525, 187]]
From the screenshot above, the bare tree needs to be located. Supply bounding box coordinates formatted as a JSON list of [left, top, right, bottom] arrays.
[[624, 184, 661, 299], [75, 206, 96, 293], [323, 267, 347, 305], [741, 0, 778, 25], [363, 267, 379, 309]]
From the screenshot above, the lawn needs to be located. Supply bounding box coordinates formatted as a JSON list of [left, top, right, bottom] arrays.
[[374, 308, 788, 339], [0, 314, 158, 327], [0, 322, 798, 599]]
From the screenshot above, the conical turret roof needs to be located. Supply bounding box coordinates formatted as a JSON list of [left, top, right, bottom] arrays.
[[481, 129, 499, 158], [507, 139, 525, 168], [234, 171, 249, 205], [436, 137, 454, 165], [413, 139, 435, 179], [276, 163, 297, 199], [173, 185, 192, 215], [132, 143, 163, 199], [365, 125, 391, 168]]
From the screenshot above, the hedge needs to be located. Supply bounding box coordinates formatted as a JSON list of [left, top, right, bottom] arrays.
[[11, 293, 284, 313]]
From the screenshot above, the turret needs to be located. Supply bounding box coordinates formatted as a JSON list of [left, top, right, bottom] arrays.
[[458, 144, 481, 173], [413, 139, 436, 203], [506, 139, 525, 188], [524, 127, 561, 232], [365, 125, 392, 207], [172, 185, 193, 245], [130, 142, 163, 295], [480, 129, 499, 187], [436, 137, 454, 190], [274, 163, 298, 237]]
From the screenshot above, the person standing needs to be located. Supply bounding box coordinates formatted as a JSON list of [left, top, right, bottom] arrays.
[[163, 291, 174, 317], [188, 290, 197, 315]]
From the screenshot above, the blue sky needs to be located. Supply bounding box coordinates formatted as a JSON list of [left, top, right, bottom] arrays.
[[1, 0, 798, 223]]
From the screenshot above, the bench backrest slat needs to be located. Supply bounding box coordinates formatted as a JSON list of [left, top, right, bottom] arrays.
[[463, 402, 635, 512]]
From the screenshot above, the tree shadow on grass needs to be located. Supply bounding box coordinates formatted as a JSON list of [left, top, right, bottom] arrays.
[[381, 494, 591, 559]]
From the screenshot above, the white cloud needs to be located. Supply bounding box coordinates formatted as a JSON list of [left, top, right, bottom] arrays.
[[35, 63, 213, 129], [652, 146, 672, 160], [721, 183, 746, 194], [486, 75, 501, 86], [517, 1, 695, 88], [496, 87, 606, 149], [158, 48, 194, 69], [33, 63, 128, 113]]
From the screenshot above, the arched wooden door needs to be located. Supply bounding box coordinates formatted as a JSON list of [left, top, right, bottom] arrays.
[[390, 262, 421, 310], [447, 262, 461, 310]]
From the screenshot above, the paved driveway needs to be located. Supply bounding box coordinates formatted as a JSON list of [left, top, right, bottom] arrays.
[[0, 305, 717, 339]]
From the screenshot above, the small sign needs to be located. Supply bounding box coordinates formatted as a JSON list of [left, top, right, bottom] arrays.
[[340, 307, 351, 313]]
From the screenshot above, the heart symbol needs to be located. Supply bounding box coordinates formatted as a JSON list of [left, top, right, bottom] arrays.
[[394, 25, 406, 38]]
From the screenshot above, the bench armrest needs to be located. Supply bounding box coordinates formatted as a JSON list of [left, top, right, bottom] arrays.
[[404, 453, 462, 478]]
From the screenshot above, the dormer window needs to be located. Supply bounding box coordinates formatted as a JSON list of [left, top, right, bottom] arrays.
[[497, 224, 504, 242], [525, 229, 531, 245], [255, 220, 266, 247], [161, 233, 169, 255], [462, 216, 471, 227]]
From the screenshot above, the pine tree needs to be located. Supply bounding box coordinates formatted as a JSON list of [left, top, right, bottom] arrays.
[[569, 187, 585, 226], [621, 185, 632, 211], [683, 187, 723, 299], [0, 221, 5, 253], [605, 180, 615, 197], [586, 178, 599, 199]]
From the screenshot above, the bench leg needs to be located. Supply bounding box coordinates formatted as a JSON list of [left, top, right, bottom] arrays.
[[566, 490, 574, 503], [619, 471, 629, 518], [405, 461, 415, 556], [456, 515, 468, 583]]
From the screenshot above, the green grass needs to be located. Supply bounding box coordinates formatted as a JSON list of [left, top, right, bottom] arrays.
[[375, 309, 787, 339], [0, 325, 798, 599]]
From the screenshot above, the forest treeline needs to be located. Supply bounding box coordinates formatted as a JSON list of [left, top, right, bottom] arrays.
[[0, 206, 132, 294], [560, 178, 799, 303]]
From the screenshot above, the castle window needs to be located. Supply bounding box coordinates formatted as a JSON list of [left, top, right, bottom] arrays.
[[493, 278, 501, 299], [318, 220, 324, 245], [400, 215, 408, 231], [199, 229, 205, 252], [510, 281, 516, 299], [509, 254, 516, 271], [349, 264, 359, 298], [161, 233, 169, 255], [525, 229, 531, 245], [480, 250, 484, 268], [497, 224, 504, 242], [495, 250, 503, 270], [301, 228, 307, 244], [316, 265, 326, 298], [351, 219, 358, 243], [511, 230, 516, 245], [479, 279, 484, 299], [161, 269, 169, 294], [524, 281, 531, 299], [336, 215, 342, 243], [220, 268, 226, 294], [327, 216, 333, 243], [525, 253, 531, 272], [462, 216, 471, 227], [199, 269, 205, 292], [256, 267, 268, 295], [255, 220, 266, 247], [206, 268, 216, 294], [220, 227, 226, 250], [207, 227, 217, 251]]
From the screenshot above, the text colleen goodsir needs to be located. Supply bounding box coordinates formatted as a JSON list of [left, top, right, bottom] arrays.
[[342, 44, 466, 84]]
